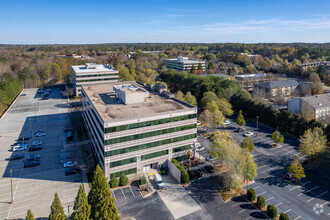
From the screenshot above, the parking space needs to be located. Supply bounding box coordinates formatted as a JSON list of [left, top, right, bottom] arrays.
[[112, 185, 142, 207], [0, 88, 84, 219]]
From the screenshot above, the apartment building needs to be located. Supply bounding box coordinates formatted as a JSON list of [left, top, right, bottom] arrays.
[[164, 56, 205, 72], [72, 63, 119, 96], [81, 81, 197, 179], [254, 80, 299, 98], [235, 73, 269, 91], [288, 94, 330, 123]]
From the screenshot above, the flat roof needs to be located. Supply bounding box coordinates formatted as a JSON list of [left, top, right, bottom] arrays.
[[72, 64, 118, 74], [82, 82, 194, 123], [165, 58, 205, 64]]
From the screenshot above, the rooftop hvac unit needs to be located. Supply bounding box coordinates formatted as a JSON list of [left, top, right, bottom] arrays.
[[85, 63, 97, 69]]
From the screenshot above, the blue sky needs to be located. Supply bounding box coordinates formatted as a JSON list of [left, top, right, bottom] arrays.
[[0, 0, 329, 44]]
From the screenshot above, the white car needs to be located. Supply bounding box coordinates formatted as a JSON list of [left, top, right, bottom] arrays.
[[35, 131, 46, 137], [32, 141, 43, 146], [13, 145, 28, 152], [244, 132, 254, 137], [63, 161, 77, 168], [191, 143, 201, 148], [196, 146, 205, 152], [224, 120, 230, 125]]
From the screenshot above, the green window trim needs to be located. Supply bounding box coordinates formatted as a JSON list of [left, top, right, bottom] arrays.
[[110, 157, 137, 168], [105, 124, 196, 145], [105, 114, 196, 133], [141, 150, 168, 161], [110, 168, 137, 178], [105, 133, 196, 157], [76, 73, 118, 78], [76, 78, 118, 83], [173, 145, 191, 153]]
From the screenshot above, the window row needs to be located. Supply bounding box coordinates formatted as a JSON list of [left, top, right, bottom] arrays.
[[110, 168, 137, 179], [76, 78, 119, 83], [105, 114, 196, 133], [141, 150, 168, 161], [105, 134, 196, 157], [173, 145, 190, 153], [105, 124, 196, 145], [173, 154, 189, 162], [76, 73, 118, 78], [110, 157, 137, 168]]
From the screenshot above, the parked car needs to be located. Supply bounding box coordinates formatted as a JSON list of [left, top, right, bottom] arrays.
[[197, 120, 201, 126], [234, 127, 245, 132], [10, 154, 24, 160], [24, 160, 40, 168], [28, 146, 42, 151], [154, 173, 165, 189], [284, 172, 293, 180], [63, 161, 77, 168], [35, 131, 46, 137], [32, 141, 43, 146], [206, 155, 214, 161], [26, 154, 40, 162], [65, 168, 81, 175], [244, 132, 254, 137], [13, 145, 28, 152], [196, 146, 205, 152], [224, 120, 230, 125], [17, 137, 31, 141]]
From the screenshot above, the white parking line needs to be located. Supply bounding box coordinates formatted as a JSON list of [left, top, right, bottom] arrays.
[[306, 191, 328, 202], [257, 191, 267, 196], [284, 209, 292, 213], [121, 188, 126, 200], [298, 186, 319, 196], [261, 167, 281, 173], [265, 196, 274, 201], [111, 190, 117, 203], [253, 186, 260, 190], [8, 211, 28, 218], [257, 165, 268, 169], [293, 216, 301, 220], [129, 186, 135, 198], [289, 181, 311, 191], [321, 201, 329, 206], [63, 187, 79, 193], [275, 202, 283, 207]]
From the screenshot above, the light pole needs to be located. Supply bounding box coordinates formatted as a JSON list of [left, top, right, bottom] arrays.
[[256, 116, 259, 137], [10, 169, 13, 204], [246, 164, 250, 190], [29, 118, 32, 138]]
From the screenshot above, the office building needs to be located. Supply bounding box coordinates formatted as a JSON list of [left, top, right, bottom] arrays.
[[72, 63, 119, 96], [81, 81, 197, 179], [234, 73, 269, 91], [164, 57, 205, 72], [254, 80, 299, 98]]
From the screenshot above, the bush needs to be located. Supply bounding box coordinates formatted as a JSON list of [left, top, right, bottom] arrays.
[[279, 213, 289, 220], [119, 174, 128, 186], [140, 176, 146, 185], [247, 188, 256, 201], [110, 177, 119, 188], [257, 195, 266, 209], [181, 171, 189, 184], [267, 204, 278, 219]]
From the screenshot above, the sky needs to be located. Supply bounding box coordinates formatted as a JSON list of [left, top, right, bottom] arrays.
[[0, 0, 330, 44]]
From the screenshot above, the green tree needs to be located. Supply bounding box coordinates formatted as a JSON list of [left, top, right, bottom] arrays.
[[257, 196, 266, 209], [267, 204, 278, 219], [110, 178, 119, 188], [212, 109, 225, 127], [217, 99, 234, 116], [299, 127, 327, 160], [236, 110, 246, 126], [287, 155, 306, 181], [119, 174, 128, 186], [190, 65, 196, 73], [198, 63, 203, 71], [279, 213, 289, 220], [242, 153, 257, 182], [88, 165, 120, 220], [71, 185, 91, 220], [49, 193, 67, 220], [271, 131, 284, 147], [199, 109, 214, 128], [26, 209, 35, 220], [184, 91, 197, 106], [175, 90, 185, 101], [247, 188, 256, 201], [208, 61, 214, 70], [201, 91, 218, 109], [241, 137, 254, 152]]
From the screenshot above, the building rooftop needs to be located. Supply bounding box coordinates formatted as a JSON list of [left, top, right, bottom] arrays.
[[82, 82, 194, 123], [72, 63, 118, 74], [165, 57, 205, 64], [301, 94, 330, 109], [256, 80, 299, 89]]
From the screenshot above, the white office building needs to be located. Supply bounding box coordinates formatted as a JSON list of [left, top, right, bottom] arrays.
[[164, 57, 205, 72]]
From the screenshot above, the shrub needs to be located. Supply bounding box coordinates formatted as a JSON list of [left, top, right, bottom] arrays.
[[110, 177, 119, 188], [247, 188, 256, 201], [181, 171, 189, 184], [140, 176, 146, 185], [279, 213, 289, 220], [257, 195, 266, 209], [119, 174, 128, 186], [267, 204, 278, 219]]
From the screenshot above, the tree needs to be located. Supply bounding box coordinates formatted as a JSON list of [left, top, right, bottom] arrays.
[[236, 110, 246, 127], [271, 131, 284, 147], [287, 155, 306, 181], [119, 174, 128, 186], [267, 204, 278, 219], [242, 153, 257, 182], [175, 90, 185, 101], [208, 61, 214, 70], [201, 91, 218, 109], [257, 196, 266, 209], [247, 188, 256, 201], [279, 213, 289, 220], [299, 127, 327, 160], [241, 137, 254, 152], [184, 91, 197, 106], [110, 178, 119, 188], [190, 65, 196, 73], [198, 63, 203, 71], [199, 109, 214, 128], [26, 209, 35, 220], [49, 193, 67, 220], [217, 99, 233, 116], [88, 165, 120, 220], [71, 185, 91, 220], [212, 109, 225, 128]]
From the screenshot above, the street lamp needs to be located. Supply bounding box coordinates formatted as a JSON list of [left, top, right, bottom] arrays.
[[256, 116, 259, 137]]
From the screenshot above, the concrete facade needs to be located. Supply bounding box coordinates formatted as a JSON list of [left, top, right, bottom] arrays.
[[254, 80, 299, 98], [164, 57, 205, 72], [72, 63, 119, 96], [81, 82, 197, 179]]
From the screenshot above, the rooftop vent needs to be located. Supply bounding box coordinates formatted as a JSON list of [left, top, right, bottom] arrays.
[[85, 63, 97, 69], [318, 103, 322, 106]]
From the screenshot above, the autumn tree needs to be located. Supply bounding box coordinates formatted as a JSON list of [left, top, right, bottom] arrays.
[[49, 193, 67, 220], [299, 127, 327, 160], [241, 137, 255, 152], [271, 131, 284, 147], [71, 185, 91, 220], [287, 155, 306, 181], [199, 109, 214, 128], [236, 110, 246, 127]]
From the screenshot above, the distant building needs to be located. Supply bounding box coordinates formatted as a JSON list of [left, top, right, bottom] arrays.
[[200, 73, 235, 80], [288, 94, 330, 123], [234, 73, 269, 91], [254, 80, 299, 98], [299, 61, 330, 71], [81, 82, 197, 179], [164, 57, 205, 72], [240, 53, 260, 58], [71, 63, 119, 96]]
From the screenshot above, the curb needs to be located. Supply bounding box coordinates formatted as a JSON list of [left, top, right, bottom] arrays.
[[0, 89, 24, 120]]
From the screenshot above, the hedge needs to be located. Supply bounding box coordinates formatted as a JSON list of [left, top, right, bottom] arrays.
[[140, 176, 147, 185], [267, 204, 278, 219], [119, 174, 128, 186], [171, 159, 189, 184], [247, 188, 256, 201], [279, 213, 289, 220], [110, 177, 119, 188], [257, 195, 266, 209]]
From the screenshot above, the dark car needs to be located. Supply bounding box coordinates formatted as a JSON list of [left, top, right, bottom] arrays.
[[26, 154, 41, 162], [17, 137, 31, 141], [28, 146, 42, 151], [65, 168, 80, 176], [284, 172, 293, 180], [10, 154, 24, 160], [24, 160, 40, 168]]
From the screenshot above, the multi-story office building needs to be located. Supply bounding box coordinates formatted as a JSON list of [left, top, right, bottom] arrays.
[[254, 80, 299, 98], [81, 81, 197, 179], [164, 57, 205, 72], [72, 63, 119, 96]]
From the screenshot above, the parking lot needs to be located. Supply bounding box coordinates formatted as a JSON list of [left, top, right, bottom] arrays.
[[0, 88, 85, 219], [199, 118, 330, 219]]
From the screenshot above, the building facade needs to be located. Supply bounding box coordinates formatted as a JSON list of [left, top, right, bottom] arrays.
[[81, 82, 197, 179], [164, 57, 205, 72], [72, 63, 119, 96], [254, 80, 299, 98], [288, 94, 330, 123], [234, 73, 269, 91]]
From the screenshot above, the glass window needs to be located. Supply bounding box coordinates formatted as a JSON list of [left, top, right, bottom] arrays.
[[110, 168, 137, 178], [141, 150, 168, 161], [110, 157, 137, 168]]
